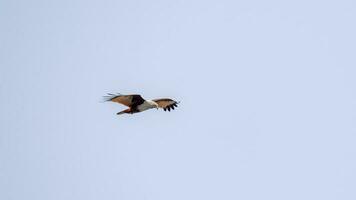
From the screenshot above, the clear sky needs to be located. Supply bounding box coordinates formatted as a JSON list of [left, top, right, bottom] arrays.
[[1, 0, 356, 199]]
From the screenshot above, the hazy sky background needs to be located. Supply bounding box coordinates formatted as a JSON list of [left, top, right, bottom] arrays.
[[1, 0, 356, 199]]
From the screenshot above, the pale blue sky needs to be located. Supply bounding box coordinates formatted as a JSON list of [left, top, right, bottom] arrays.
[[1, 0, 356, 199]]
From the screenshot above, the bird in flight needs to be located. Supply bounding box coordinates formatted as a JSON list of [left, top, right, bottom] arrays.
[[104, 93, 179, 115]]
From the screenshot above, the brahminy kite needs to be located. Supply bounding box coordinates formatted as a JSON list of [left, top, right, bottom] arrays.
[[104, 93, 179, 115]]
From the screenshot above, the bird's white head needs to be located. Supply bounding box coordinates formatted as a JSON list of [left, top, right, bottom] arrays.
[[147, 100, 159, 109]]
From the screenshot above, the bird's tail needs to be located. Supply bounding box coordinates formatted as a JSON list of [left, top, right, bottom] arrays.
[[117, 108, 131, 115]]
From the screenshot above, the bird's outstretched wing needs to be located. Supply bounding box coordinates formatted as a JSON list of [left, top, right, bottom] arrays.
[[152, 98, 179, 112], [104, 93, 145, 107]]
